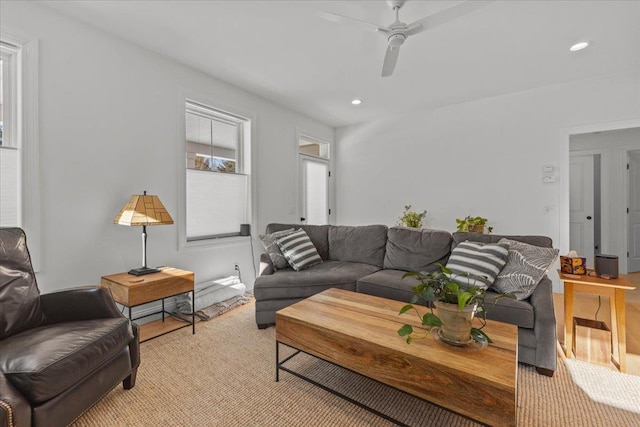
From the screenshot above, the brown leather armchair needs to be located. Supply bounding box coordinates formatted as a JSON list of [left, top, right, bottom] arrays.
[[0, 228, 140, 427]]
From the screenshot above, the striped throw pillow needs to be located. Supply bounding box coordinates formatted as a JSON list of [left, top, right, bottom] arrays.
[[276, 229, 323, 271], [445, 241, 509, 289]]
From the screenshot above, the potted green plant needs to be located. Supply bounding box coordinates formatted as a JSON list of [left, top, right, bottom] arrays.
[[398, 205, 427, 228], [397, 264, 510, 346], [455, 216, 493, 234]]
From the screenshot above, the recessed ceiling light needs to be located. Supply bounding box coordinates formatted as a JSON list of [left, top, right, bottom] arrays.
[[351, 99, 362, 105], [570, 41, 590, 52]]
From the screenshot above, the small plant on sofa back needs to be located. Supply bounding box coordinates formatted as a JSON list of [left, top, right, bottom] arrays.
[[398, 205, 427, 228]]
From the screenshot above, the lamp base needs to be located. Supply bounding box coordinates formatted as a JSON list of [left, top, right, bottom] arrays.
[[128, 267, 160, 276]]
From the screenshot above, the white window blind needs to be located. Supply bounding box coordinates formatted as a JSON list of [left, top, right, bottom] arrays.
[[0, 147, 19, 226], [186, 169, 248, 240]]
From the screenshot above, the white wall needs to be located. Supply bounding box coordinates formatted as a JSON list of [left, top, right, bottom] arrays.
[[1, 1, 334, 294], [336, 71, 640, 291]]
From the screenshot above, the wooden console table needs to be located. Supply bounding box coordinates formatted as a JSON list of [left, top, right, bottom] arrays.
[[557, 270, 635, 372], [101, 267, 195, 342]]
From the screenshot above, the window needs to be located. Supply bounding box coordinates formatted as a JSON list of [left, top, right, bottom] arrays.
[[0, 41, 20, 226], [185, 100, 250, 241], [0, 32, 40, 268], [299, 135, 329, 159]]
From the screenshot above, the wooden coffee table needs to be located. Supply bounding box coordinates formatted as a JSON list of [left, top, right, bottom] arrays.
[[276, 288, 518, 426]]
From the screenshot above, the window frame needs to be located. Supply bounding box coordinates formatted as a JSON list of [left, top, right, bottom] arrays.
[[178, 94, 254, 250], [0, 30, 40, 270]]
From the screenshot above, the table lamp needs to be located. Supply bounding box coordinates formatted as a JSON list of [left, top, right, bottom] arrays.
[[114, 191, 174, 275]]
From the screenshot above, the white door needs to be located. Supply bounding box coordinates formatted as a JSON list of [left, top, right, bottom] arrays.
[[628, 150, 640, 272], [300, 156, 329, 225], [570, 154, 595, 266]]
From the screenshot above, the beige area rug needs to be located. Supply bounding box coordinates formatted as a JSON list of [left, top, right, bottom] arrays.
[[72, 299, 640, 427]]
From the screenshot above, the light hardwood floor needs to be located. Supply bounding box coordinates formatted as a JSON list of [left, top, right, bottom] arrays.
[[553, 272, 640, 375]]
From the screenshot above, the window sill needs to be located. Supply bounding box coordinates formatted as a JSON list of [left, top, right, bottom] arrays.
[[181, 234, 251, 251]]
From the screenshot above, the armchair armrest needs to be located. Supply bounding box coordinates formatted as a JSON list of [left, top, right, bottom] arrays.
[[1, 371, 31, 427], [259, 253, 274, 276], [40, 286, 124, 325]]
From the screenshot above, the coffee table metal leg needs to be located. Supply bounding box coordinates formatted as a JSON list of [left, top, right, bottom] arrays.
[[276, 345, 412, 427], [276, 341, 280, 382], [191, 290, 196, 335]]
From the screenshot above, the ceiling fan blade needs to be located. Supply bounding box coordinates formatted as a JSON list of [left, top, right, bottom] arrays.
[[406, 0, 493, 36], [317, 11, 388, 33], [381, 45, 401, 77]]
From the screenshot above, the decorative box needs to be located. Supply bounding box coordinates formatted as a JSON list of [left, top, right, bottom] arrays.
[[560, 256, 586, 275]]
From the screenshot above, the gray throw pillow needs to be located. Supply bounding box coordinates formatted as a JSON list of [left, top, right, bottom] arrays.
[[259, 228, 295, 269], [492, 238, 559, 300], [445, 241, 509, 289], [276, 229, 323, 271]]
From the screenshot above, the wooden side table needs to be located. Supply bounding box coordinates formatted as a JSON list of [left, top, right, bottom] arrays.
[[557, 270, 636, 372], [101, 267, 195, 342]]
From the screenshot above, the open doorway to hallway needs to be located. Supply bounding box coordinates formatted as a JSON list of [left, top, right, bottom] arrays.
[[569, 127, 640, 275]]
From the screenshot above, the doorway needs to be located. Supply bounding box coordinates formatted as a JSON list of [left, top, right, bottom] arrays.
[[298, 135, 330, 225], [628, 150, 640, 272], [569, 127, 640, 275], [569, 153, 599, 267]]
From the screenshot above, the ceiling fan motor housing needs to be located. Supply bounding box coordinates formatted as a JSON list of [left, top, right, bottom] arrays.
[[387, 0, 406, 9], [388, 32, 406, 47]]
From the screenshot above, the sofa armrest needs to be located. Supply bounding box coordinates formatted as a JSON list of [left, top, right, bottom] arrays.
[[529, 276, 557, 372], [1, 371, 31, 427], [40, 286, 124, 325], [259, 253, 274, 276]]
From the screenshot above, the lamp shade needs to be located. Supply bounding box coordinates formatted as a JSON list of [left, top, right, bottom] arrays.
[[114, 193, 174, 226]]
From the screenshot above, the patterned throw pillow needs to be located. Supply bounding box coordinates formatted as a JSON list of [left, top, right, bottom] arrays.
[[445, 241, 510, 289], [259, 228, 296, 269], [276, 229, 323, 271], [492, 238, 559, 300]]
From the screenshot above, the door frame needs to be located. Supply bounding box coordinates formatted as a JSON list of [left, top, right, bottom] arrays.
[[626, 149, 640, 272], [560, 118, 640, 277]]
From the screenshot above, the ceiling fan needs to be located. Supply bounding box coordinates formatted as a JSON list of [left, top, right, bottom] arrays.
[[319, 0, 493, 77]]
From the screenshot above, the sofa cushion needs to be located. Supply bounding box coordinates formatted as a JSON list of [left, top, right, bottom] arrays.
[[383, 227, 452, 272], [445, 241, 509, 289], [452, 232, 553, 249], [357, 269, 416, 303], [482, 290, 534, 329], [276, 229, 323, 271], [266, 223, 329, 260], [492, 238, 559, 300], [259, 228, 295, 269], [0, 228, 45, 339], [254, 260, 379, 300], [0, 318, 133, 403], [328, 225, 388, 267]]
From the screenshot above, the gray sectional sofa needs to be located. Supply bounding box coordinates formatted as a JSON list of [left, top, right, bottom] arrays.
[[254, 223, 557, 376]]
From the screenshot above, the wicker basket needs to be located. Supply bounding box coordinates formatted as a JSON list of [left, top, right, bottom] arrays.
[[467, 224, 485, 233]]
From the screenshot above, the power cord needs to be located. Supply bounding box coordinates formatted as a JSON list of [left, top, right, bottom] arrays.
[[249, 233, 257, 279], [234, 230, 258, 287], [594, 296, 601, 321], [234, 263, 242, 283]]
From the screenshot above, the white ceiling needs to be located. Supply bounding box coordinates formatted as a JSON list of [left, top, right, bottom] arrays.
[[41, 0, 640, 128]]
